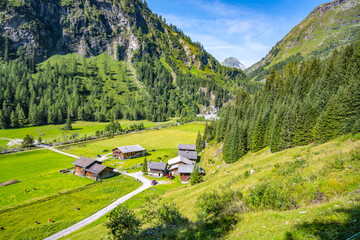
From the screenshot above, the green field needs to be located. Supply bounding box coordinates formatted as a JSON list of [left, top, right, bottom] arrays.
[[60, 122, 205, 169], [0, 149, 93, 209], [0, 119, 175, 144], [0, 175, 140, 240], [64, 134, 360, 239]]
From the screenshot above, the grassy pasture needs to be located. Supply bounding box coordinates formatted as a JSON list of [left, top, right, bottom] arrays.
[[0, 149, 93, 209], [0, 175, 140, 240], [0, 119, 175, 144], [60, 122, 205, 169], [65, 134, 360, 239]]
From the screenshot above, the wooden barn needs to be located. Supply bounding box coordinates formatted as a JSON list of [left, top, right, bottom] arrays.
[[72, 157, 114, 181], [148, 161, 168, 177], [178, 150, 198, 162], [178, 144, 197, 152], [178, 165, 205, 182], [113, 145, 146, 160], [168, 156, 194, 175]]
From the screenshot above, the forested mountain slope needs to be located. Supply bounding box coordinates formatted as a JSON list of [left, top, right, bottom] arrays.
[[247, 0, 360, 81], [0, 0, 250, 129]]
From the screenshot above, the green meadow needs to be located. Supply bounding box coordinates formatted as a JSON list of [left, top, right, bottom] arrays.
[[63, 134, 360, 239], [0, 119, 175, 145], [60, 122, 205, 169]]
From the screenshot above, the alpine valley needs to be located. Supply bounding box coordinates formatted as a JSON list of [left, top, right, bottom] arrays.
[[0, 0, 359, 240]]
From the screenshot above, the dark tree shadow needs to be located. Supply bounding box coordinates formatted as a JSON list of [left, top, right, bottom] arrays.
[[286, 203, 360, 240]]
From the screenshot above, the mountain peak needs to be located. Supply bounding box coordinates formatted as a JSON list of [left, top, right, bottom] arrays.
[[222, 57, 246, 70]]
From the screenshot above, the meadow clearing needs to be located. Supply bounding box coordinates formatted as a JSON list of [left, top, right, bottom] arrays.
[[0, 122, 205, 240], [63, 134, 360, 239], [59, 122, 206, 169], [0, 119, 176, 147]]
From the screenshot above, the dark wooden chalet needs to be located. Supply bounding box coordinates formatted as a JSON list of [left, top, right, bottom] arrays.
[[178, 150, 198, 162], [113, 145, 146, 160], [148, 161, 168, 177], [72, 157, 114, 181], [178, 144, 197, 152], [168, 156, 194, 175], [178, 165, 205, 182]]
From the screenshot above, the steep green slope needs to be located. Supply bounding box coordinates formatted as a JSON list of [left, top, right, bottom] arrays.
[[247, 0, 360, 81], [0, 0, 249, 129]]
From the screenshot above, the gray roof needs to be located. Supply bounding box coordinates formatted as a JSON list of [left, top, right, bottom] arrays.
[[178, 150, 198, 160], [178, 165, 206, 175], [178, 164, 195, 174], [115, 145, 146, 154], [72, 158, 100, 168], [86, 163, 111, 174], [149, 162, 168, 171], [178, 144, 197, 151], [168, 156, 194, 166]]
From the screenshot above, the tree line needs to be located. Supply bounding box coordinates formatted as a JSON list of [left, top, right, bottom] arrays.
[[215, 42, 360, 164]]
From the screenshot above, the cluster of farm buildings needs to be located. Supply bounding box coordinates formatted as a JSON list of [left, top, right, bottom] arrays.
[[71, 144, 204, 182]]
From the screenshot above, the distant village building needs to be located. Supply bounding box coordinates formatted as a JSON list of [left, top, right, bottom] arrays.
[[112, 145, 146, 160], [148, 161, 168, 177], [178, 165, 205, 182], [168, 156, 194, 175], [178, 150, 198, 162], [178, 144, 197, 152], [72, 157, 114, 181]]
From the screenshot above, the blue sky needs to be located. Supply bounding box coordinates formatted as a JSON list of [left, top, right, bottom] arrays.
[[147, 0, 329, 67]]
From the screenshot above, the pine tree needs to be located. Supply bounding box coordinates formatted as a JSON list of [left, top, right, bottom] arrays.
[[38, 136, 42, 145], [22, 134, 34, 148], [17, 108, 26, 127], [196, 131, 203, 152], [10, 110, 18, 128], [64, 114, 72, 131], [142, 158, 148, 175], [190, 165, 203, 185], [4, 37, 9, 62]]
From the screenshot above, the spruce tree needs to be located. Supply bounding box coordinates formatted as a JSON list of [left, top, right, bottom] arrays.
[[196, 131, 204, 152], [64, 114, 72, 131], [17, 108, 26, 127], [190, 165, 203, 185], [10, 110, 18, 128], [142, 158, 148, 175]]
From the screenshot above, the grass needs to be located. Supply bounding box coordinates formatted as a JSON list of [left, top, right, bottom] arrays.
[[59, 122, 205, 168], [0, 138, 9, 148], [0, 149, 93, 209], [0, 175, 141, 240], [64, 134, 360, 239], [0, 119, 176, 144]]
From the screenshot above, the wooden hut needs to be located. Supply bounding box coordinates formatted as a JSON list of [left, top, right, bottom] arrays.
[[178, 150, 198, 162], [168, 156, 194, 175], [178, 144, 197, 152], [178, 165, 205, 182], [113, 145, 146, 160], [148, 161, 168, 177], [72, 157, 114, 181]]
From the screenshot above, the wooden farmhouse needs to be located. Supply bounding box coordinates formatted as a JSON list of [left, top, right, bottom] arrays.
[[178, 144, 197, 152], [148, 161, 168, 177], [113, 145, 146, 160], [178, 165, 205, 182], [168, 156, 194, 175], [178, 150, 198, 162], [72, 157, 114, 181]]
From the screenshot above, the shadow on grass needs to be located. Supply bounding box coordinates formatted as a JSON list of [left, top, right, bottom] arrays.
[[285, 203, 360, 240]]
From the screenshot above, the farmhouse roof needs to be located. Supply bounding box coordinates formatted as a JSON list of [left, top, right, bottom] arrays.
[[168, 156, 194, 166], [72, 158, 100, 168], [178, 165, 205, 175], [86, 163, 110, 174], [178, 144, 197, 151], [149, 162, 167, 171], [178, 164, 195, 174], [178, 150, 198, 160], [115, 145, 146, 153]]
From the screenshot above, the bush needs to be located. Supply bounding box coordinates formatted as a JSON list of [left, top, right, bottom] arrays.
[[106, 205, 140, 239], [245, 182, 297, 211]]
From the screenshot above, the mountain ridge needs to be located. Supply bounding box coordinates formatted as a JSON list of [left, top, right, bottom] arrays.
[[221, 57, 246, 70]]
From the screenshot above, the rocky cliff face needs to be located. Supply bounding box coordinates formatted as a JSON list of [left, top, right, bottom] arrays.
[[0, 0, 212, 67], [222, 57, 246, 70], [246, 0, 360, 75]]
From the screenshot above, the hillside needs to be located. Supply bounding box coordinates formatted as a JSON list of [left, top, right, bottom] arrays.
[[247, 0, 360, 81], [0, 0, 249, 129]]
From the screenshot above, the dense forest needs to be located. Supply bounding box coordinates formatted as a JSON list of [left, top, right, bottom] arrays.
[[212, 42, 360, 163]]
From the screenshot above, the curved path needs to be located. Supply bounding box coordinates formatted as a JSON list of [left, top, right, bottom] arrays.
[[45, 146, 80, 159], [43, 172, 152, 240]]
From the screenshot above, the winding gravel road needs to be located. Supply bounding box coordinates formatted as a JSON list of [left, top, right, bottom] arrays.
[[41, 147, 153, 240], [43, 172, 152, 240]]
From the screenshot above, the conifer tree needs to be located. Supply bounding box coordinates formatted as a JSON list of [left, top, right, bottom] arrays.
[[190, 165, 203, 185], [196, 131, 204, 152], [142, 158, 148, 175], [64, 114, 72, 131], [10, 110, 18, 128], [17, 108, 26, 127]]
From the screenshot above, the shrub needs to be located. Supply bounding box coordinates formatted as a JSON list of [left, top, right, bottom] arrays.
[[106, 205, 140, 239], [244, 170, 250, 179], [245, 182, 297, 211]]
